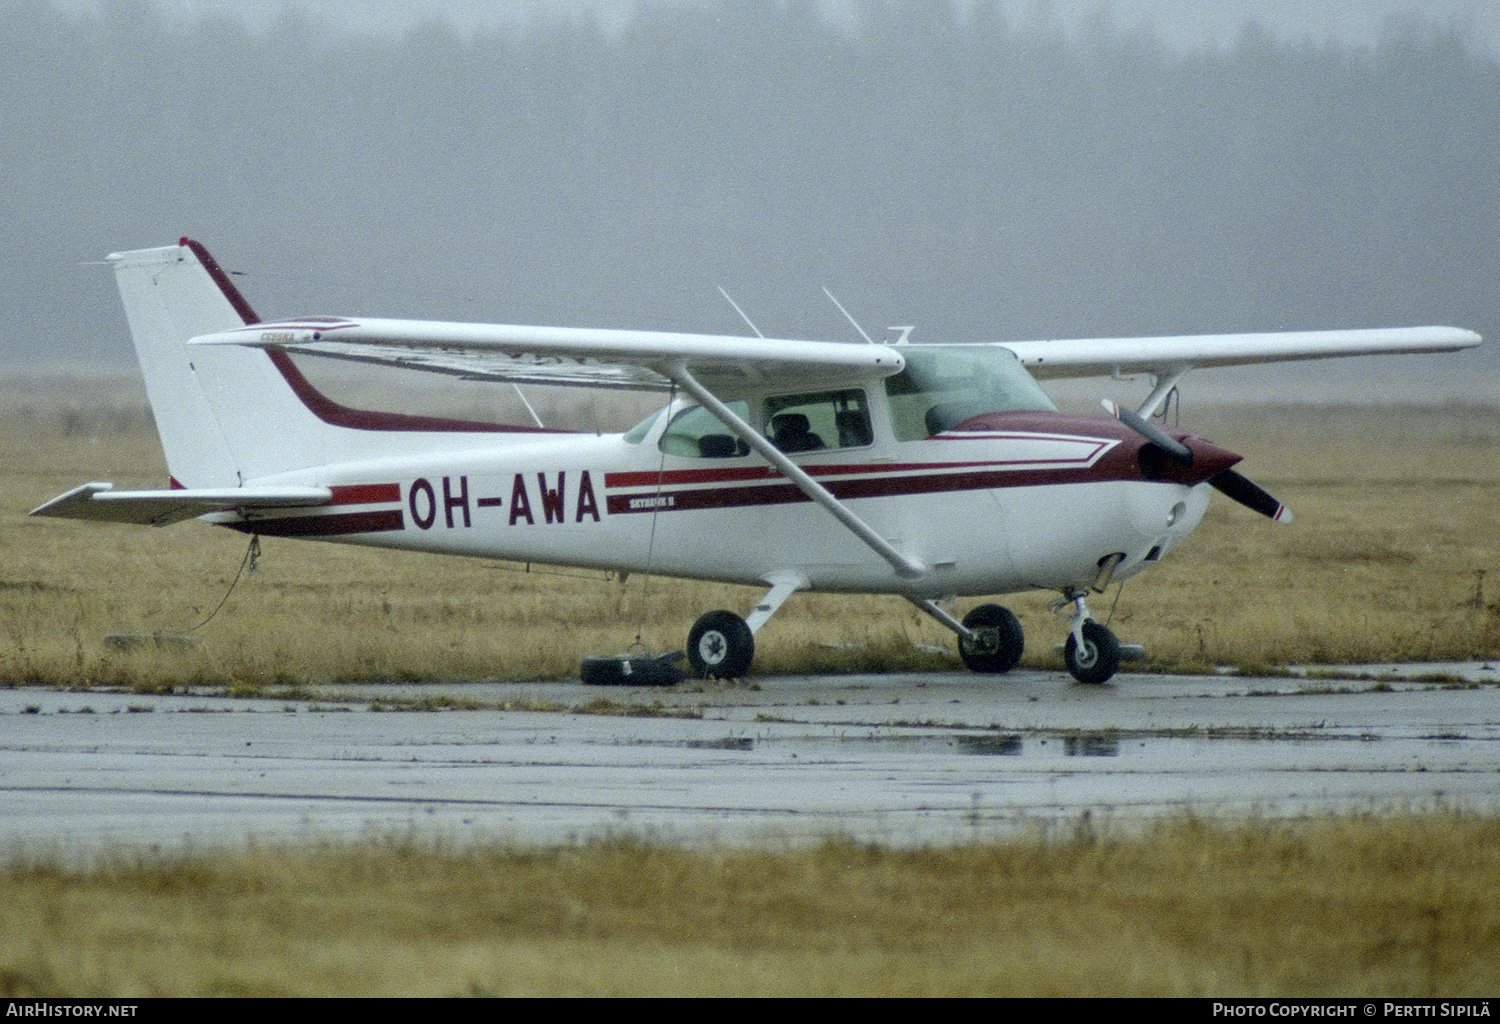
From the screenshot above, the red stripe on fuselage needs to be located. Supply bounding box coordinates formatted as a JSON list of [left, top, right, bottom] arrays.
[[224, 508, 404, 538], [603, 461, 1135, 515], [601, 442, 1111, 491], [213, 483, 402, 536], [602, 411, 1239, 514], [329, 482, 401, 505]]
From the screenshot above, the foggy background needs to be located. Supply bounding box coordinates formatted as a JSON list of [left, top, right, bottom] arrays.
[[5, 0, 1496, 402]]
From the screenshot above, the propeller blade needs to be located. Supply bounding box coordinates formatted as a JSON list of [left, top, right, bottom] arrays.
[[1102, 400, 1192, 463], [1209, 469, 1293, 523], [1103, 400, 1289, 521]]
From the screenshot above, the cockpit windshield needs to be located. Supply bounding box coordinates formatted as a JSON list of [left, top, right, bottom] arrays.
[[883, 345, 1057, 440]]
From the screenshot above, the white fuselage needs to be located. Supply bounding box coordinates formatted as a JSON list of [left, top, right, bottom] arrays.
[[228, 412, 1214, 599]]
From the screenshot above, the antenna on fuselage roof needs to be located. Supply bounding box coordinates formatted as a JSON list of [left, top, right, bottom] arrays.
[[822, 287, 875, 344], [717, 286, 765, 338]]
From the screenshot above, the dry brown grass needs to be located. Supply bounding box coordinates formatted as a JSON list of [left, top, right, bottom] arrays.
[[6, 380, 1499, 998], [2, 813, 1497, 997], [3, 376, 1498, 689]]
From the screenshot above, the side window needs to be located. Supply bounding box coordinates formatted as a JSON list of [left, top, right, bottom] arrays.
[[763, 389, 872, 453], [658, 402, 750, 458]]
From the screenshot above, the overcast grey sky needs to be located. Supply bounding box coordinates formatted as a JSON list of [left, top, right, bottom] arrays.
[[12, 0, 1495, 402], [51, 0, 1500, 53]]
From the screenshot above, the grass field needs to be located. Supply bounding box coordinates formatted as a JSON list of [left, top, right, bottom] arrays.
[[3, 374, 1497, 689], [4, 374, 1500, 997], [2, 814, 1497, 997]]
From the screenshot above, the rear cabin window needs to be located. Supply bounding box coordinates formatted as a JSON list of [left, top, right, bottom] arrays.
[[763, 389, 872, 453]]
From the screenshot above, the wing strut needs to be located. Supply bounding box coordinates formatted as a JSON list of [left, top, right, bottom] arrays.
[[662, 362, 926, 580], [1137, 366, 1189, 419]]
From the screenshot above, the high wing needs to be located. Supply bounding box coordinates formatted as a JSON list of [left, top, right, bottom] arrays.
[[30, 482, 332, 527], [998, 326, 1480, 379], [193, 318, 1479, 395], [189, 317, 907, 394]]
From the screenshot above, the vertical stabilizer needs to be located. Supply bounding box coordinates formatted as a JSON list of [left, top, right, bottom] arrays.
[[109, 240, 329, 486]]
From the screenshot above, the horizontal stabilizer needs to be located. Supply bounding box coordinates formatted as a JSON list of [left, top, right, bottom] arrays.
[[30, 482, 332, 527]]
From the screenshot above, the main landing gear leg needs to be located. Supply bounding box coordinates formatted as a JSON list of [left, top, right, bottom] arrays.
[[1055, 588, 1120, 685], [908, 597, 1025, 674], [686, 572, 807, 680]]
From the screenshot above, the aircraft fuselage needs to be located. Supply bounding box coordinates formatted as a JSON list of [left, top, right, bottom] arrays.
[[223, 407, 1225, 598]]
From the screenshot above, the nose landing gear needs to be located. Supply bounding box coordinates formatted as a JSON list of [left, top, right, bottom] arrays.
[[912, 590, 1120, 684], [1054, 588, 1121, 684]]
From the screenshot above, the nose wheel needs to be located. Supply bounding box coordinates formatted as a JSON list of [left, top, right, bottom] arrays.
[[1064, 619, 1120, 684], [1057, 590, 1120, 684]]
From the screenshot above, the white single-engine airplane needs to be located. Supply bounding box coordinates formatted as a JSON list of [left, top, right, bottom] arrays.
[[32, 239, 1481, 683]]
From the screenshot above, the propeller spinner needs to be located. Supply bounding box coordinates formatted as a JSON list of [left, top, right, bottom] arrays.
[[1103, 401, 1293, 523]]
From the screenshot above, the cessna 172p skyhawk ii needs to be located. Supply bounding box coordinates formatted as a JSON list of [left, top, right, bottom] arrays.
[[31, 239, 1481, 683]]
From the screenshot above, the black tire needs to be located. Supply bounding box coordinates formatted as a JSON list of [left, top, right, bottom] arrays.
[[686, 609, 755, 679], [580, 652, 685, 687], [958, 603, 1025, 673], [1064, 620, 1120, 684]]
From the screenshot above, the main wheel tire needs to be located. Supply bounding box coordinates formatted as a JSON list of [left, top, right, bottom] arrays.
[[1064, 620, 1120, 684], [958, 604, 1025, 673], [686, 610, 754, 679]]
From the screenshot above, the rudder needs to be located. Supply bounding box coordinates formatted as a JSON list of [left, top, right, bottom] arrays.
[[110, 239, 330, 487]]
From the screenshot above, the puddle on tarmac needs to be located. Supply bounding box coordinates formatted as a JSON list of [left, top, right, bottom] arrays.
[[657, 729, 1493, 770], [788, 731, 1129, 759]]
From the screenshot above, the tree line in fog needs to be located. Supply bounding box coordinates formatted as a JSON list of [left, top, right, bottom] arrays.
[[2, 0, 1496, 366]]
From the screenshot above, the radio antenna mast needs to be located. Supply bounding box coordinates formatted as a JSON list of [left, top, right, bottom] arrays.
[[822, 287, 875, 344]]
